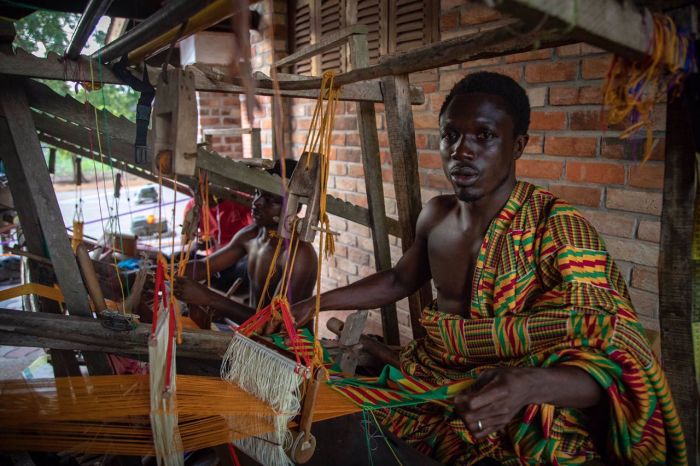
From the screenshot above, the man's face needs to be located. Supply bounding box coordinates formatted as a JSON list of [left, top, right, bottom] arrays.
[[439, 93, 528, 203], [251, 190, 283, 227]]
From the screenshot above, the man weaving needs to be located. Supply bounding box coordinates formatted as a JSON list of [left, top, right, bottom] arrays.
[[292, 72, 687, 465]]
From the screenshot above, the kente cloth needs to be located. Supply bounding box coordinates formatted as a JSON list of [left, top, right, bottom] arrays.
[[331, 181, 686, 466]]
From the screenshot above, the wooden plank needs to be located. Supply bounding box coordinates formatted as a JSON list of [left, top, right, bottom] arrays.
[[24, 83, 402, 237], [0, 307, 233, 361], [0, 118, 82, 377], [0, 75, 112, 376], [276, 24, 368, 68], [659, 83, 698, 463], [194, 66, 425, 104], [382, 74, 432, 339], [487, 0, 652, 61], [211, 21, 569, 91], [0, 53, 424, 105], [349, 34, 399, 346]]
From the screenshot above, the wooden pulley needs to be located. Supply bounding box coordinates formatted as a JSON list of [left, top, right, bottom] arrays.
[[279, 151, 322, 243], [150, 67, 198, 176], [286, 367, 323, 463]]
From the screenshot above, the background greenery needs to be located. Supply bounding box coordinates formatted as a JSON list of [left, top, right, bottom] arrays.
[[13, 11, 140, 178]]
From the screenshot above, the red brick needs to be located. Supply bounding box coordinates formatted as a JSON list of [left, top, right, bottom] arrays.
[[348, 248, 370, 266], [566, 161, 625, 184], [459, 3, 501, 26], [461, 56, 503, 70], [545, 136, 597, 157], [525, 61, 577, 83], [530, 111, 567, 130], [556, 44, 581, 57], [637, 220, 660, 243], [330, 162, 347, 176], [347, 163, 364, 177], [336, 177, 356, 191], [441, 13, 459, 30], [549, 86, 602, 105], [629, 163, 664, 189], [524, 134, 543, 154], [601, 137, 665, 161], [582, 56, 612, 79], [569, 110, 607, 131], [629, 287, 658, 320], [426, 173, 451, 190], [604, 236, 659, 267], [579, 209, 636, 238], [336, 147, 361, 163], [606, 188, 662, 215], [632, 265, 658, 293], [414, 112, 438, 130], [419, 152, 443, 169], [415, 133, 440, 151], [346, 193, 368, 208], [516, 159, 563, 180], [505, 48, 552, 63], [547, 184, 602, 207]]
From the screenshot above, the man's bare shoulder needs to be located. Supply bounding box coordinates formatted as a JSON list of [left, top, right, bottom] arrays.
[[418, 195, 458, 233]]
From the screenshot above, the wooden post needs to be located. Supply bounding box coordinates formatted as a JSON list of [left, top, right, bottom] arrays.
[[0, 75, 112, 376], [349, 34, 400, 345], [382, 74, 432, 339], [659, 84, 698, 463], [0, 118, 81, 377]]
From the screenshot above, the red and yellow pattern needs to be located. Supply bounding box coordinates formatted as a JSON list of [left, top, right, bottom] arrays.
[[337, 182, 687, 465]]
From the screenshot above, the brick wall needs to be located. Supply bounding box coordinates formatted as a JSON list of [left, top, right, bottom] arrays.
[[286, 1, 666, 340]]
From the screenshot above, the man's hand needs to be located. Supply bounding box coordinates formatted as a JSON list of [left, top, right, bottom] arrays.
[[173, 276, 212, 307], [291, 298, 316, 328], [454, 367, 536, 440]]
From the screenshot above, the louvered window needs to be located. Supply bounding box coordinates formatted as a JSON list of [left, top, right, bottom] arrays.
[[290, 0, 437, 72], [389, 0, 432, 53], [293, 0, 313, 75], [319, 0, 344, 72]]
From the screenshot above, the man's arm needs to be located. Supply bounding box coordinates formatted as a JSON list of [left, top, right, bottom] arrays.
[[455, 366, 603, 439], [173, 276, 255, 323], [184, 224, 257, 281], [291, 201, 438, 326]]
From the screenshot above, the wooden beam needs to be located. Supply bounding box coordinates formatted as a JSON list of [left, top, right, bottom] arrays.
[[0, 307, 232, 361], [349, 34, 400, 346], [382, 74, 432, 339], [23, 81, 402, 237], [275, 24, 368, 68], [659, 81, 698, 463], [0, 119, 81, 377], [211, 22, 569, 91], [0, 52, 424, 105], [193, 66, 425, 104], [0, 75, 112, 375], [484, 0, 652, 61]]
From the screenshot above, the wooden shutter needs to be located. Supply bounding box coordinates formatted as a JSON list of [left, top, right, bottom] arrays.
[[354, 0, 385, 65], [293, 0, 313, 75], [319, 0, 344, 72], [389, 0, 438, 53]]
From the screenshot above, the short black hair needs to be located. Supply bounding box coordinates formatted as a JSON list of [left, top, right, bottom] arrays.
[[266, 158, 298, 178], [439, 72, 531, 136]]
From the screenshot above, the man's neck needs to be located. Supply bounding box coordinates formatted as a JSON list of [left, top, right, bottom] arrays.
[[460, 178, 516, 231]]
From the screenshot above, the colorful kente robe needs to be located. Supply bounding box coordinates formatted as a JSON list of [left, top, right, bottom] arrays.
[[341, 182, 686, 465]]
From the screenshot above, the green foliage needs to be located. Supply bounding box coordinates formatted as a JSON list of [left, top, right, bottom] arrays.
[[14, 10, 139, 120]]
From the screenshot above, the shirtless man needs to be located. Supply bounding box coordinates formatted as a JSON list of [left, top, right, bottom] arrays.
[[292, 73, 684, 464], [174, 159, 318, 324]]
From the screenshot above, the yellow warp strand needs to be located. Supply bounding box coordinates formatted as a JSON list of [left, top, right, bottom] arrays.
[[71, 219, 84, 252], [0, 374, 360, 456], [603, 14, 692, 161]]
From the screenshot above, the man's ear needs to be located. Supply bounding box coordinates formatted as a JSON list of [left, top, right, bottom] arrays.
[[513, 134, 529, 160]]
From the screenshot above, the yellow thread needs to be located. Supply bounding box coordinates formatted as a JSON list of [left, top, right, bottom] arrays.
[[603, 14, 691, 162]]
